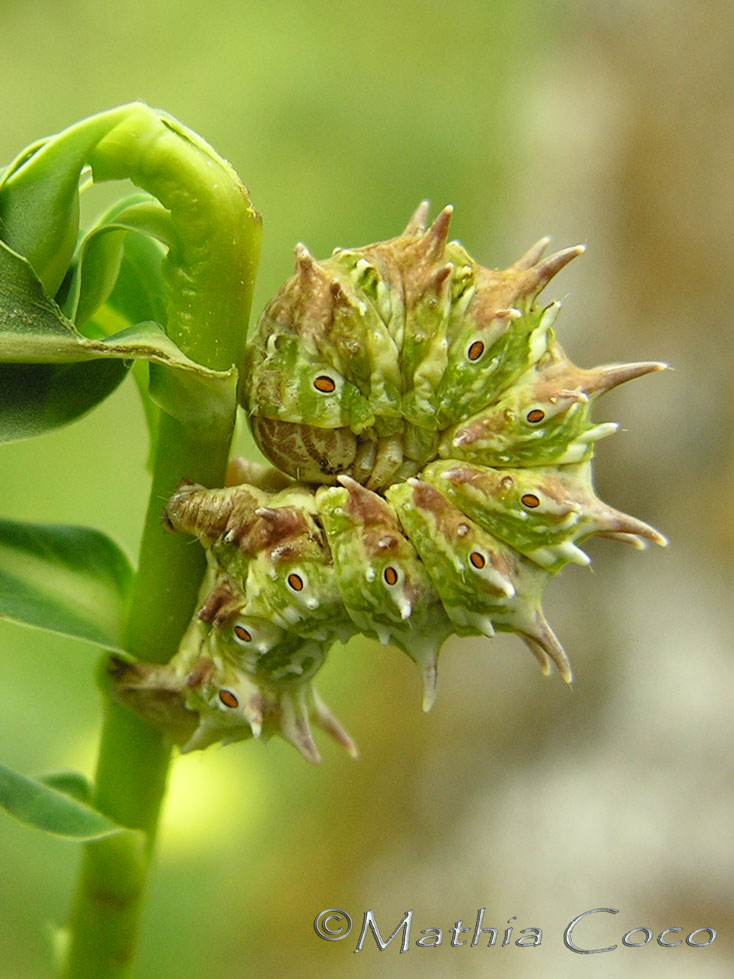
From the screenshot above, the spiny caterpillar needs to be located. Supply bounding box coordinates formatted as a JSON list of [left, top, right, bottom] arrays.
[[112, 204, 666, 763]]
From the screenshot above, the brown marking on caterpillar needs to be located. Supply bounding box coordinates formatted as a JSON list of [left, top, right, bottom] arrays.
[[435, 463, 476, 486], [337, 475, 403, 559], [197, 580, 242, 626], [251, 506, 310, 550], [410, 478, 454, 517], [250, 416, 358, 484], [186, 659, 216, 688], [521, 493, 541, 509]]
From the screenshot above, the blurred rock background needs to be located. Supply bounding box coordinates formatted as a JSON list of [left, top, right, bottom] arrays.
[[0, 0, 731, 976]]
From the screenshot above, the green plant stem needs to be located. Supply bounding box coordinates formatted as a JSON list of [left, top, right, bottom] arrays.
[[60, 709, 169, 979], [60, 103, 261, 978], [63, 414, 235, 979]]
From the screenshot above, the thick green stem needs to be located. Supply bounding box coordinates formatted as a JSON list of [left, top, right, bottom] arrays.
[[61, 708, 169, 978], [63, 415, 234, 979], [60, 105, 261, 978]]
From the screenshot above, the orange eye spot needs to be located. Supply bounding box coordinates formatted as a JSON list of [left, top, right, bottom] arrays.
[[467, 340, 484, 362], [521, 493, 540, 509], [219, 689, 239, 709], [527, 408, 545, 423], [234, 624, 252, 643], [383, 566, 399, 586], [314, 375, 336, 393], [287, 573, 304, 592], [469, 551, 486, 569]]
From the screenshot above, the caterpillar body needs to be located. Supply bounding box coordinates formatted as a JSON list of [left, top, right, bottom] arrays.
[[113, 204, 666, 763]]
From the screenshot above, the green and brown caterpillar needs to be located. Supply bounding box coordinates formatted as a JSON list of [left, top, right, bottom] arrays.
[[113, 204, 666, 762]]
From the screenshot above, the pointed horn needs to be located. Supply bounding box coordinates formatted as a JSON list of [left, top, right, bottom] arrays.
[[249, 711, 263, 740], [599, 507, 668, 550], [531, 244, 585, 295], [522, 637, 552, 676], [294, 241, 315, 273], [582, 361, 669, 397], [594, 504, 668, 547], [596, 531, 645, 548], [404, 200, 430, 236], [337, 473, 387, 524], [280, 703, 322, 764], [522, 612, 573, 684], [513, 235, 551, 270], [337, 473, 362, 491], [336, 472, 371, 504], [420, 204, 453, 262], [421, 658, 438, 712], [312, 690, 359, 758], [432, 262, 454, 289], [597, 531, 640, 547]]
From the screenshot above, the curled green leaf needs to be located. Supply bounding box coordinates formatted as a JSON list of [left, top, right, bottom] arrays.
[[60, 193, 174, 330], [0, 106, 136, 296]]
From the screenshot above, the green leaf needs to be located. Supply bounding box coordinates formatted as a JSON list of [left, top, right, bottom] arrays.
[[1, 104, 256, 449], [0, 359, 129, 442], [0, 763, 135, 840], [0, 105, 135, 296], [0, 241, 236, 441], [99, 224, 168, 329], [60, 193, 173, 329], [60, 195, 172, 448], [38, 770, 93, 805], [0, 518, 134, 649]]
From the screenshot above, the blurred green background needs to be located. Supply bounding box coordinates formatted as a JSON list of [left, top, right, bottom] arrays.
[[1, 0, 732, 976]]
